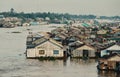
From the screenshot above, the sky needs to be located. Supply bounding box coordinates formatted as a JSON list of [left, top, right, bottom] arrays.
[[0, 0, 120, 16]]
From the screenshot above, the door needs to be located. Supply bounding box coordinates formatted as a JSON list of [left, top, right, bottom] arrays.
[[83, 50, 89, 57]]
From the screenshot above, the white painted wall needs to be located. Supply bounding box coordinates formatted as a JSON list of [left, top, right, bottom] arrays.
[[35, 41, 63, 57], [26, 48, 36, 58]]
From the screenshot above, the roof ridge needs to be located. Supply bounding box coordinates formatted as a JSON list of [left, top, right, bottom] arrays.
[[49, 38, 63, 48]]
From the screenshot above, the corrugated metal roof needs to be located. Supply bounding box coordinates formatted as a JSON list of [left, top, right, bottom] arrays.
[[82, 23, 90, 27], [106, 45, 120, 50]]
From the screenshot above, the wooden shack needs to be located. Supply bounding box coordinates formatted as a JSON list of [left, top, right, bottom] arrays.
[[97, 53, 120, 72], [26, 37, 64, 58], [71, 45, 96, 58]]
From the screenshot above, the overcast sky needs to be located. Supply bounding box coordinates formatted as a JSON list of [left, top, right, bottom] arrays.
[[0, 0, 120, 16]]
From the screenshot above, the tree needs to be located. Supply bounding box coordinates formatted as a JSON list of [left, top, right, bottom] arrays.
[[10, 8, 14, 14]]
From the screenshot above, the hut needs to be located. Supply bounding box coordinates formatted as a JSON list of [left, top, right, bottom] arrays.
[[26, 37, 64, 58], [71, 45, 96, 58], [97, 53, 120, 72], [101, 44, 120, 57]]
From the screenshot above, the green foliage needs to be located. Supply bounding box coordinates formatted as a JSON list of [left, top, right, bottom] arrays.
[[0, 12, 97, 20], [0, 11, 119, 23]]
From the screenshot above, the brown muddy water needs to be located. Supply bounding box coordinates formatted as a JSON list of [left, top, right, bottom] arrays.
[[0, 25, 119, 77]]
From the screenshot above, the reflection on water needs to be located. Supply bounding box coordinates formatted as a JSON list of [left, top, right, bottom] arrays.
[[63, 57, 97, 66], [98, 70, 120, 77]]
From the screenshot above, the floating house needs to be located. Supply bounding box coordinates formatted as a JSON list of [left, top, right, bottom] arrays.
[[97, 53, 120, 72], [101, 44, 120, 57], [26, 37, 64, 58], [71, 45, 96, 58]]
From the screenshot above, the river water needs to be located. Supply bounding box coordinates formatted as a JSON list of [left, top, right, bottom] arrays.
[[0, 24, 119, 77]]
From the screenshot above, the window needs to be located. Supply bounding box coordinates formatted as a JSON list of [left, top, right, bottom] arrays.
[[53, 50, 59, 54], [39, 50, 45, 54]]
